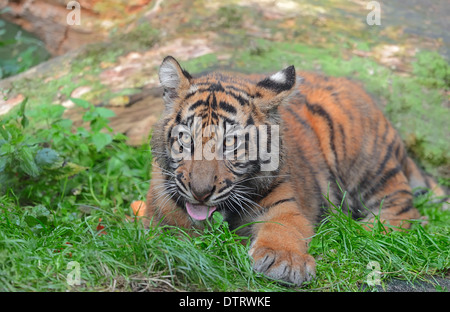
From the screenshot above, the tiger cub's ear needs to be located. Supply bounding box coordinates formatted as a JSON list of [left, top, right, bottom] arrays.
[[254, 65, 297, 123], [159, 56, 192, 113]]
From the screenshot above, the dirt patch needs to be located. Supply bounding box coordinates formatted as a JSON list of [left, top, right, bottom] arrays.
[[373, 276, 450, 292]]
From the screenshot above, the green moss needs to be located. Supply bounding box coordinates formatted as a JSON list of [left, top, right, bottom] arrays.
[[112, 22, 160, 52], [412, 51, 450, 89], [71, 44, 123, 74], [216, 5, 244, 29], [6, 20, 159, 112], [184, 54, 219, 73]]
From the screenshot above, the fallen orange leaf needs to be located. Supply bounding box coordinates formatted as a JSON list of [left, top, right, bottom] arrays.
[[96, 218, 107, 235], [131, 200, 146, 217]]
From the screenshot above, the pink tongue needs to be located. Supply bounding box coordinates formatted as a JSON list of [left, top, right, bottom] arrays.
[[185, 202, 217, 221]]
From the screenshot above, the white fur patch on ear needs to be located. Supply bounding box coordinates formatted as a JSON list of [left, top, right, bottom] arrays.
[[159, 58, 181, 90], [158, 56, 192, 112], [256, 65, 296, 94], [269, 71, 286, 84]]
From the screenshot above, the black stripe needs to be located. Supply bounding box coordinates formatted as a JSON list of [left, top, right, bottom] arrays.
[[188, 88, 247, 106], [226, 85, 250, 94], [206, 83, 225, 92], [373, 189, 413, 210], [220, 117, 237, 127], [188, 100, 206, 111], [211, 92, 217, 110], [387, 189, 413, 198], [185, 115, 195, 128], [395, 205, 413, 215], [284, 105, 313, 131], [219, 101, 237, 114], [167, 125, 174, 141], [234, 161, 252, 169], [380, 118, 390, 144], [366, 118, 389, 172], [210, 93, 218, 109], [226, 91, 249, 106], [184, 91, 197, 100], [375, 139, 397, 176], [214, 189, 232, 201], [284, 105, 338, 202], [364, 165, 402, 198], [192, 88, 211, 93], [205, 185, 216, 201], [217, 179, 233, 194], [332, 92, 354, 121], [347, 118, 384, 201], [176, 181, 190, 198], [285, 104, 344, 214], [296, 147, 322, 194], [338, 124, 346, 161], [293, 146, 324, 202], [211, 111, 218, 120], [175, 111, 182, 124], [305, 101, 339, 167], [394, 144, 401, 160], [268, 198, 295, 209], [227, 166, 247, 177], [245, 115, 254, 126]]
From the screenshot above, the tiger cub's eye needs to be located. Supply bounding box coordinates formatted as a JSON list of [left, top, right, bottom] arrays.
[[178, 131, 191, 147], [224, 135, 236, 148]]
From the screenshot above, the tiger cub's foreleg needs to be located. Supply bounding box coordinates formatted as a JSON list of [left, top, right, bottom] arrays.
[[249, 187, 316, 286]]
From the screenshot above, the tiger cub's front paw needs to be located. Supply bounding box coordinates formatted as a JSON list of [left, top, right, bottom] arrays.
[[249, 244, 316, 287]]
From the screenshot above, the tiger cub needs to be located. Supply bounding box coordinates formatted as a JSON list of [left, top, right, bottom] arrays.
[[144, 56, 447, 286]]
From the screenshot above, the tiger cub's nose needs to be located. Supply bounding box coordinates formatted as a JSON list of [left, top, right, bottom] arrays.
[[190, 160, 217, 203], [191, 184, 214, 202]]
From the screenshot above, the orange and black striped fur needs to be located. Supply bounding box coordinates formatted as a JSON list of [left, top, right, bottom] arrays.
[[145, 56, 448, 286]]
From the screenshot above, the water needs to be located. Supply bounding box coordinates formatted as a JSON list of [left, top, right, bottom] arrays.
[[0, 18, 51, 79]]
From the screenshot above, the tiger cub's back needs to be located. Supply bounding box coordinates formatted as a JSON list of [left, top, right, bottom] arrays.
[[281, 71, 445, 221]]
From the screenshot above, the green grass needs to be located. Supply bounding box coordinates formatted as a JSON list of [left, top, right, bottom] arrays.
[[0, 198, 272, 291], [0, 97, 449, 292], [0, 187, 448, 292], [309, 195, 449, 291]]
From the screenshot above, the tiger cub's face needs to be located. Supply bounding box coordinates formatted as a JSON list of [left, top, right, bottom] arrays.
[[152, 56, 297, 221]]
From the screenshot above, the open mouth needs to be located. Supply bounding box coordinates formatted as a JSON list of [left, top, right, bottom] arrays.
[[185, 202, 217, 221]]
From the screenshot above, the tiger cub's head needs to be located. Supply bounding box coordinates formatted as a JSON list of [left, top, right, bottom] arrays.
[[152, 56, 297, 222]]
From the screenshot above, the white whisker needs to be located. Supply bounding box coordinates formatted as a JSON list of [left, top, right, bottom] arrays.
[[233, 192, 262, 216]]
